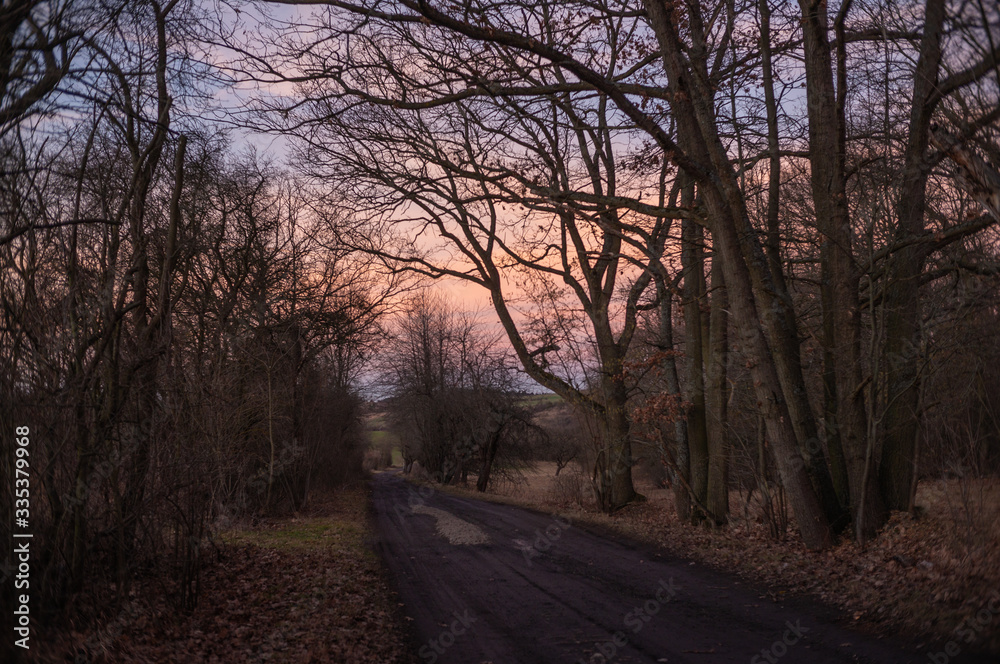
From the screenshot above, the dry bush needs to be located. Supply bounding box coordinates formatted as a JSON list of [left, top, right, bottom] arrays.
[[533, 402, 592, 475], [547, 471, 588, 507], [364, 447, 393, 471], [936, 475, 1000, 564]]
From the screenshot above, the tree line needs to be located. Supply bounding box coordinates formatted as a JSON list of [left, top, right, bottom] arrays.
[[375, 292, 542, 491], [0, 0, 388, 646]]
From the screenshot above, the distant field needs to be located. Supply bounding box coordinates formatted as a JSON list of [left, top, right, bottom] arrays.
[[368, 429, 398, 446], [365, 411, 399, 443], [365, 411, 392, 431], [364, 411, 402, 469], [518, 391, 563, 408]]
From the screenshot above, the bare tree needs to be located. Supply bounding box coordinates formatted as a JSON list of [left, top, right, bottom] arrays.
[[379, 292, 530, 490]]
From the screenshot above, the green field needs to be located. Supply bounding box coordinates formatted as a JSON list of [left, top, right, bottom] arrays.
[[365, 411, 402, 467], [368, 429, 397, 446], [519, 392, 563, 408]]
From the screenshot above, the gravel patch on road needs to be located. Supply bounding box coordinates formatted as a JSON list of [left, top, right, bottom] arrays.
[[410, 504, 489, 545]]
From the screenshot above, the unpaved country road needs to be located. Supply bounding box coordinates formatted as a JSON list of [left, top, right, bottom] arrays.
[[369, 472, 984, 664]]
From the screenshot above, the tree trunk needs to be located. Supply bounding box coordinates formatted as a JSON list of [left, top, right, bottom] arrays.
[[880, 0, 946, 511], [476, 428, 502, 492], [643, 0, 832, 549], [822, 264, 850, 507], [759, 0, 846, 527], [656, 273, 691, 521], [713, 204, 832, 549], [705, 254, 729, 524], [593, 367, 637, 511], [682, 211, 708, 521], [798, 0, 886, 540]]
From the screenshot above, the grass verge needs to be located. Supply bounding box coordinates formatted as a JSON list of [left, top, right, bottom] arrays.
[[33, 483, 413, 664]]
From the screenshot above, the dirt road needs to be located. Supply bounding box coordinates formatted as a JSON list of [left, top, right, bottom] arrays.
[[369, 472, 982, 664]]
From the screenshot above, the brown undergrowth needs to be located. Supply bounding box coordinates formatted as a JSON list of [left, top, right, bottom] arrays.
[[30, 483, 413, 664]]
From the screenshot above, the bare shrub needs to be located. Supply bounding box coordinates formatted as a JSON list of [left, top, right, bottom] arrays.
[[364, 447, 393, 471], [378, 292, 533, 491], [941, 473, 999, 563], [548, 471, 588, 507], [533, 403, 589, 476]]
